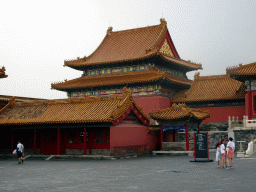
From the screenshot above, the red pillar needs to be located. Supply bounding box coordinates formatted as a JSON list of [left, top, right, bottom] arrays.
[[11, 130, 14, 153], [193, 132, 196, 160], [173, 130, 176, 142], [57, 128, 60, 155], [40, 132, 44, 155], [197, 125, 200, 133], [185, 124, 189, 151], [83, 128, 87, 155], [245, 91, 253, 120], [160, 126, 163, 151], [33, 129, 37, 155]]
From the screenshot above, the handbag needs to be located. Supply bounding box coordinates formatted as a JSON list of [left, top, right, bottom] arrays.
[[12, 149, 17, 154]]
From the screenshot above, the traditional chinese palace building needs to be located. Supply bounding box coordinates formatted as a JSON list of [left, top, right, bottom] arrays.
[[51, 18, 202, 115], [0, 19, 254, 156]]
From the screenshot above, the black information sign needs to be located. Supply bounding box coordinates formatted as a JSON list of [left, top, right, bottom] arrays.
[[190, 132, 213, 162], [194, 133, 208, 158]]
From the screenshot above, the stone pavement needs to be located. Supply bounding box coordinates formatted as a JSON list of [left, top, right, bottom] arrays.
[[0, 152, 255, 192]]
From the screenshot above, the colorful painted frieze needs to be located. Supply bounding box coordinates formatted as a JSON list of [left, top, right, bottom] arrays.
[[251, 80, 256, 91], [69, 84, 171, 98]]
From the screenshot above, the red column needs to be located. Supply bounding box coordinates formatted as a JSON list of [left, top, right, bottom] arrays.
[[57, 128, 60, 155], [40, 132, 44, 155], [160, 126, 163, 151], [33, 129, 37, 155], [197, 125, 200, 133], [185, 124, 189, 151], [11, 130, 14, 153], [173, 130, 176, 142], [245, 91, 253, 120], [194, 132, 196, 160], [83, 128, 87, 155]]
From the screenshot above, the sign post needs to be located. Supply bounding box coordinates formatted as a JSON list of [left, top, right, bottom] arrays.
[[190, 132, 213, 162]]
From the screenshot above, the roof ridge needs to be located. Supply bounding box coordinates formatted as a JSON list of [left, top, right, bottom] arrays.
[[149, 24, 167, 51], [196, 74, 228, 80], [7, 94, 127, 108], [226, 62, 256, 71], [112, 24, 162, 34]]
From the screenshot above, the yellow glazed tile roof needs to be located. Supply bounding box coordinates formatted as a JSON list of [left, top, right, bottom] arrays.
[[172, 74, 246, 103], [64, 19, 201, 71], [226, 62, 256, 76], [0, 89, 150, 126], [149, 103, 210, 120], [51, 68, 192, 90]]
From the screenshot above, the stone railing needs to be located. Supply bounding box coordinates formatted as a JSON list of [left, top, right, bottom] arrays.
[[245, 119, 256, 128], [228, 116, 243, 129], [228, 116, 256, 129]]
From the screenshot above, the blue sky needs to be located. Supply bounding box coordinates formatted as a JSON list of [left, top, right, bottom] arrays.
[[1, 0, 256, 99]]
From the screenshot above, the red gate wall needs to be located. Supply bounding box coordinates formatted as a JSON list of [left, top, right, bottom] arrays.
[[134, 96, 171, 115], [193, 105, 245, 123], [110, 123, 158, 151]]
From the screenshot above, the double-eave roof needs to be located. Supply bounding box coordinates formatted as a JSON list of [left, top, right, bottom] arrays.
[[51, 69, 192, 91]]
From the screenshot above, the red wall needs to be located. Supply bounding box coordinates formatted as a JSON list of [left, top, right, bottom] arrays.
[[245, 90, 256, 119], [194, 105, 245, 123], [110, 123, 159, 151], [134, 96, 171, 115]]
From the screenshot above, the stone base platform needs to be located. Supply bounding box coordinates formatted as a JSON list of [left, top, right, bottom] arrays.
[[153, 151, 194, 156], [0, 154, 113, 160]]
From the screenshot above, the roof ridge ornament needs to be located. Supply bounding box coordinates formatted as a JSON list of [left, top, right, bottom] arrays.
[[194, 72, 200, 79], [8, 97, 16, 107], [160, 18, 167, 25], [123, 87, 132, 95], [145, 48, 151, 54], [107, 26, 113, 35]]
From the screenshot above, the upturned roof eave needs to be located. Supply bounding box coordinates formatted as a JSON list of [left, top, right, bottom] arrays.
[[64, 52, 202, 72], [158, 53, 202, 71], [64, 52, 158, 69], [51, 71, 192, 91]]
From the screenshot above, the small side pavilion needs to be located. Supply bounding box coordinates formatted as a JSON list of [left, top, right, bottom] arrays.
[[149, 103, 210, 151]]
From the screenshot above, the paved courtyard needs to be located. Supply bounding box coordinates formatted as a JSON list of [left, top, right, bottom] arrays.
[[0, 153, 255, 192]]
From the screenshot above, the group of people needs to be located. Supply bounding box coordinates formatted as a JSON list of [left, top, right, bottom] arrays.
[[216, 137, 235, 169]]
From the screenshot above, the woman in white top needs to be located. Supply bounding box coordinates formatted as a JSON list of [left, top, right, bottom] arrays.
[[216, 142, 221, 168], [226, 137, 235, 168], [220, 139, 227, 168]]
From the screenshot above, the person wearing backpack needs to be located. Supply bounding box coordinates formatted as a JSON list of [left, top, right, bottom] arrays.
[[17, 141, 24, 164]]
